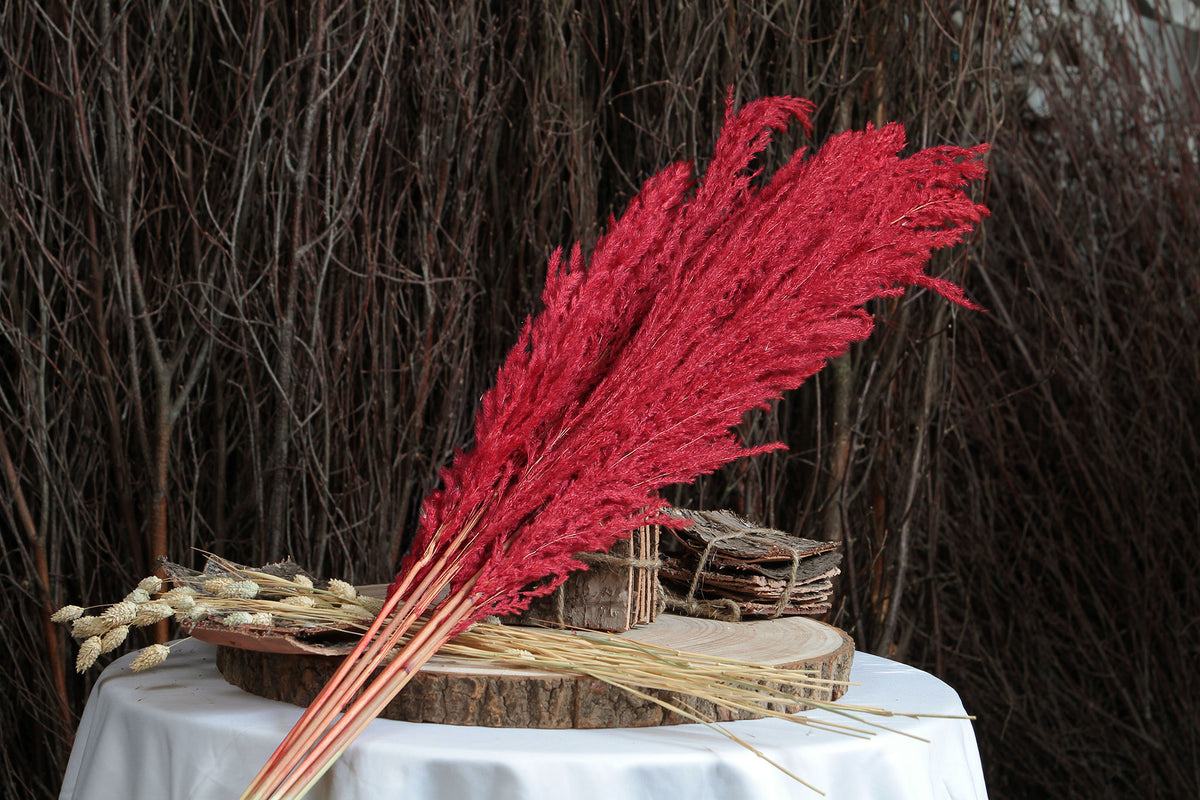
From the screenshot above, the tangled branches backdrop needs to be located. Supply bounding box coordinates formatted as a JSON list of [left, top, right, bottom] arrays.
[[0, 1, 1196, 797]]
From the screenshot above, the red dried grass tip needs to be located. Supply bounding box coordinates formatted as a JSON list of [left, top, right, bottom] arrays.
[[398, 93, 989, 623]]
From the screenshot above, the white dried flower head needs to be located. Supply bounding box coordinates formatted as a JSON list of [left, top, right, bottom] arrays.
[[76, 636, 102, 673], [281, 595, 316, 608], [51, 605, 84, 624], [130, 644, 170, 672], [202, 577, 234, 596], [326, 579, 357, 600], [99, 626, 129, 653], [137, 576, 163, 594], [358, 596, 385, 616], [161, 592, 196, 611], [162, 585, 197, 597], [71, 616, 110, 639], [340, 604, 375, 620], [247, 612, 274, 626], [222, 611, 253, 627], [291, 574, 314, 589], [181, 605, 209, 622], [132, 603, 175, 627], [100, 601, 138, 627], [219, 580, 259, 599], [123, 588, 152, 604]]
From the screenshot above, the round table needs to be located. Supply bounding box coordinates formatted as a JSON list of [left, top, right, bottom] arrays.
[[59, 638, 987, 799]]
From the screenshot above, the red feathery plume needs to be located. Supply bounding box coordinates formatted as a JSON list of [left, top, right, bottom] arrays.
[[242, 94, 988, 799]]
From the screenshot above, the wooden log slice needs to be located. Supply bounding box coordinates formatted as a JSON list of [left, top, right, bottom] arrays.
[[216, 614, 853, 729]]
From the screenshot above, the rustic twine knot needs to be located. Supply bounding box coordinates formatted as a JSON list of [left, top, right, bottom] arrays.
[[674, 509, 807, 620], [662, 591, 742, 622], [575, 550, 663, 571]]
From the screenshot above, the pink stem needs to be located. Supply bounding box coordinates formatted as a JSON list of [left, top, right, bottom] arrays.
[[241, 562, 457, 799], [274, 584, 478, 799], [242, 510, 489, 799]]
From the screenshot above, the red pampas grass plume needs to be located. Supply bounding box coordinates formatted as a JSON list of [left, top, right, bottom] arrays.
[[241, 93, 988, 799]]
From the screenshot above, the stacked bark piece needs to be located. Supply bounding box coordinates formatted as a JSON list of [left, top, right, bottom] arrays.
[[510, 525, 660, 632], [660, 508, 840, 619]]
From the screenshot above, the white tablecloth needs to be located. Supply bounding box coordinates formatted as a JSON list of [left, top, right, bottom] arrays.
[[60, 638, 986, 799]]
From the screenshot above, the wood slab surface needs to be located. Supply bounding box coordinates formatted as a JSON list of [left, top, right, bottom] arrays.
[[215, 614, 853, 729]]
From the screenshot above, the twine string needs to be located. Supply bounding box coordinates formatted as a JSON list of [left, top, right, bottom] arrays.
[[544, 545, 664, 626], [679, 510, 807, 620]]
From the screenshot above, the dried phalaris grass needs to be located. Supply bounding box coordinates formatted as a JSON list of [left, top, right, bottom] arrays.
[[75, 637, 102, 673], [138, 576, 163, 594], [358, 596, 385, 616], [180, 606, 208, 622], [222, 581, 260, 600], [326, 579, 356, 600], [132, 603, 175, 627], [124, 589, 151, 604], [130, 644, 171, 672], [100, 602, 137, 627], [51, 606, 83, 624], [99, 627, 129, 653], [161, 592, 195, 611], [71, 616, 109, 639], [203, 578, 234, 596]]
